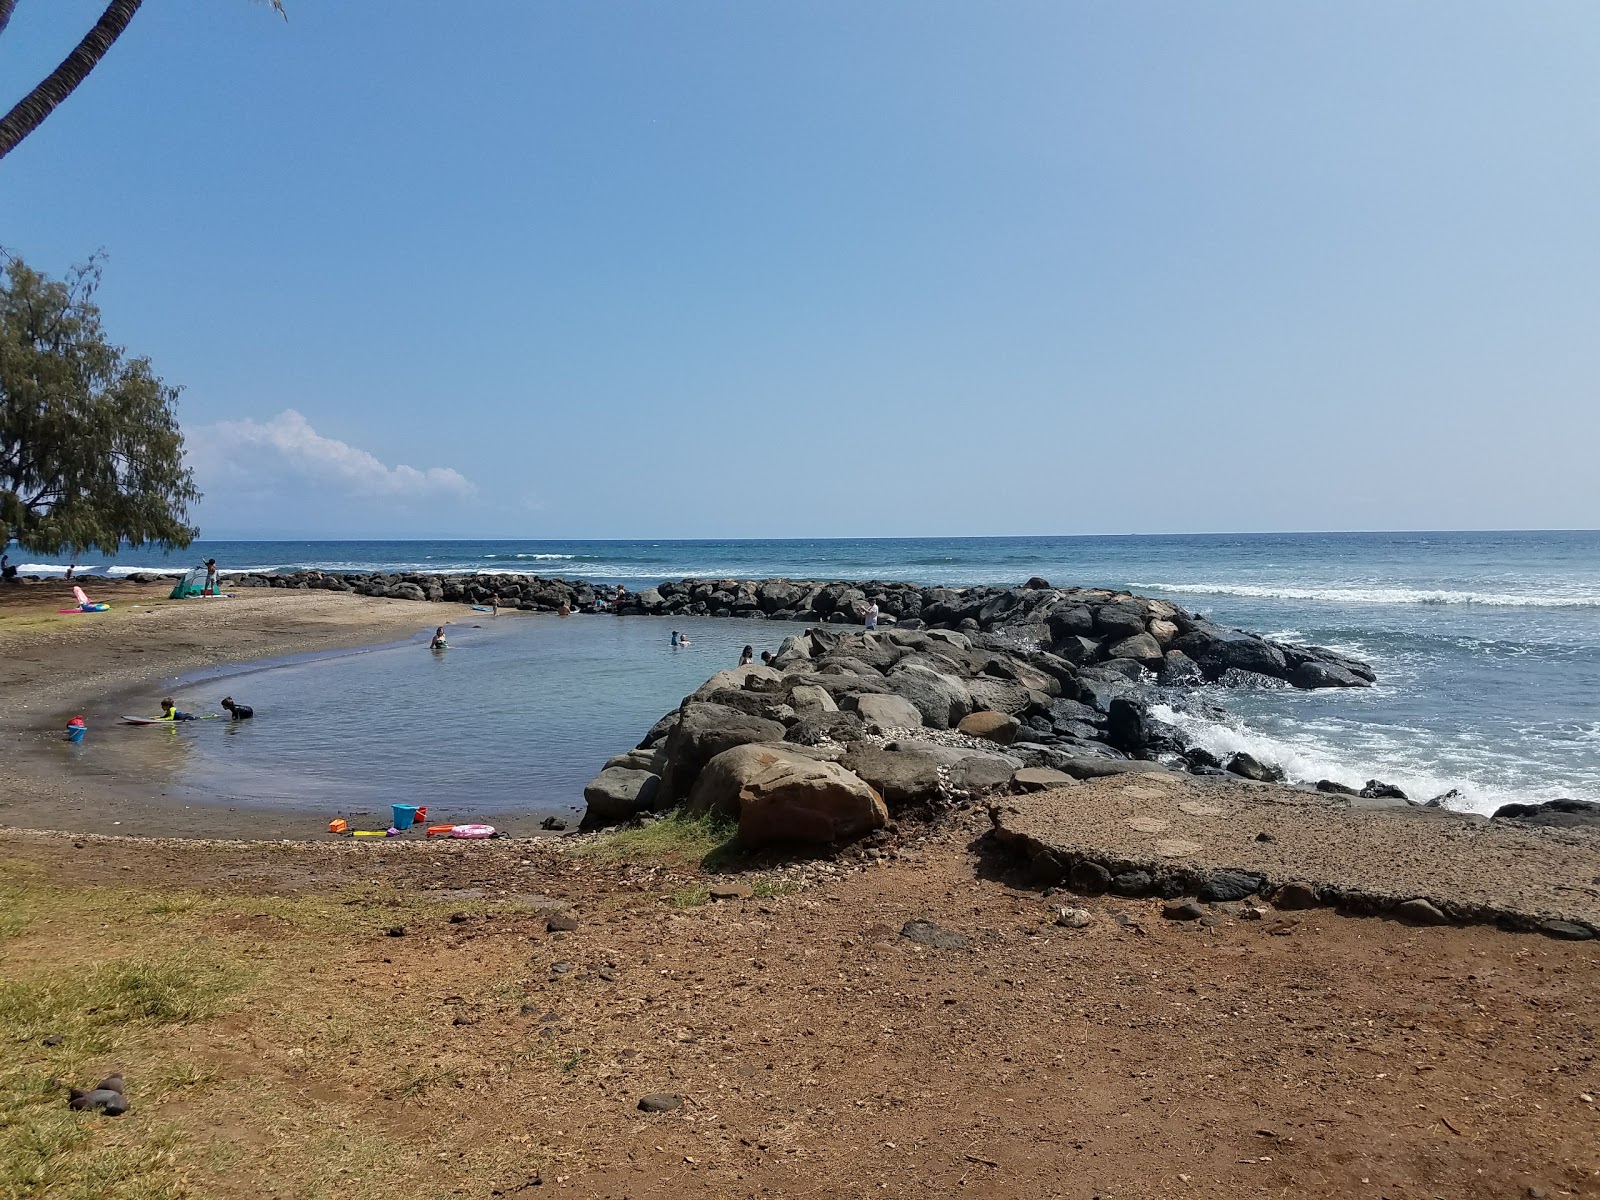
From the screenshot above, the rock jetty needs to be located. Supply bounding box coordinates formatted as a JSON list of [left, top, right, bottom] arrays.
[[579, 580, 1379, 841], [192, 570, 1370, 691]]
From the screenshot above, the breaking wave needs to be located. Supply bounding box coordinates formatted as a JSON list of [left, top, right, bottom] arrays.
[[1132, 581, 1600, 609]]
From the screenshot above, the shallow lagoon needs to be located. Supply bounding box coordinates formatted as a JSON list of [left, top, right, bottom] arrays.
[[158, 613, 798, 824]]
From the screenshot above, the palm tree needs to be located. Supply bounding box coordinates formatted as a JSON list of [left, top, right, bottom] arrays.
[[0, 0, 285, 162]]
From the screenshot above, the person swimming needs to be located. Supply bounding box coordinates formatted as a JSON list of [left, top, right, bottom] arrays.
[[159, 698, 197, 721], [430, 626, 448, 650], [220, 697, 254, 721], [739, 644, 755, 666]]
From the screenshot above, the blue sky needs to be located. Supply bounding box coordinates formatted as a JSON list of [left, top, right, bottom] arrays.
[[3, 1, 1597, 539]]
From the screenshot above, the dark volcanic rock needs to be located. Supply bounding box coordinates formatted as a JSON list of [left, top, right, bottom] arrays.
[[1491, 798, 1600, 830], [1360, 780, 1409, 801], [1225, 752, 1283, 783], [1198, 869, 1265, 902], [639, 1093, 684, 1113], [1290, 660, 1372, 689], [1068, 860, 1112, 895]]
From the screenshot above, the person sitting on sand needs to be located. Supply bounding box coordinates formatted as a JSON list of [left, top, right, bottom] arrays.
[[159, 698, 198, 722], [431, 626, 448, 650], [220, 697, 254, 721], [739, 644, 754, 667]]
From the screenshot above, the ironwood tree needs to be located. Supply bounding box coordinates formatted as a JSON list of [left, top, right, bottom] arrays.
[[0, 254, 199, 557]]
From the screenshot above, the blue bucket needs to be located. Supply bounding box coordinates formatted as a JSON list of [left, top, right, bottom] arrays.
[[66, 725, 86, 743], [391, 804, 418, 830]]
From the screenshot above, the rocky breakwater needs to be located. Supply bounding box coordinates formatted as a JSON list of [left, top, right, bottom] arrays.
[[581, 588, 1376, 847]]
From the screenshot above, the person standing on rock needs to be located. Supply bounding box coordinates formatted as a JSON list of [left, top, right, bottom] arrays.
[[863, 601, 879, 631], [738, 645, 754, 667]]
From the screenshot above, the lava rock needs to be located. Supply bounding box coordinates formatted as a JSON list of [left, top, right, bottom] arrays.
[[1162, 900, 1207, 921], [638, 1093, 684, 1113], [1198, 869, 1265, 903]]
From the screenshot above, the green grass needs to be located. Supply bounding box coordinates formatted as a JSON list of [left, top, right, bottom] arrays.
[[0, 956, 250, 1199], [575, 812, 742, 869], [0, 957, 247, 1051]]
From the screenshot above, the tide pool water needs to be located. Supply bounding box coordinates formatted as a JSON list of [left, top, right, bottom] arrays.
[[38, 531, 1600, 814], [156, 614, 793, 822]]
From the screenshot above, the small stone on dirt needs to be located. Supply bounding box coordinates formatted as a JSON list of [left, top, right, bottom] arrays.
[[638, 1093, 683, 1113], [1162, 900, 1206, 921], [1054, 907, 1093, 929], [550, 961, 574, 974], [547, 914, 579, 932], [1395, 898, 1449, 926], [385, 925, 406, 938], [709, 883, 753, 901], [900, 919, 971, 950], [1272, 881, 1320, 910], [448, 912, 469, 924]]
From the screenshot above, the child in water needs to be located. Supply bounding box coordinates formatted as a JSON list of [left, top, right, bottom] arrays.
[[159, 698, 197, 721], [220, 697, 254, 721]]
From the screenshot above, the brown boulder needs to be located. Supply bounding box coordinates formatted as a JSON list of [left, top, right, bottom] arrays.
[[687, 743, 887, 847], [956, 710, 1021, 744]]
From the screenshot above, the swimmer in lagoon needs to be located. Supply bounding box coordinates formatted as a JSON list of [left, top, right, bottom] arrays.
[[220, 697, 254, 721], [430, 626, 448, 650], [739, 644, 755, 666]]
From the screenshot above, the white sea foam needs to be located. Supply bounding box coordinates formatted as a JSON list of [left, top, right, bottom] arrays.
[[1151, 702, 1597, 815], [1132, 581, 1600, 608]]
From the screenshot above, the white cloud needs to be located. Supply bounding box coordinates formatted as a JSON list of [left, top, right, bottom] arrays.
[[188, 409, 475, 502]]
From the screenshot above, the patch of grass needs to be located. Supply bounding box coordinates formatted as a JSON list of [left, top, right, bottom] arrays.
[[668, 886, 711, 910], [751, 876, 798, 900], [576, 812, 741, 869], [0, 956, 248, 1053], [0, 1075, 189, 1200], [378, 1066, 460, 1102], [0, 956, 244, 1200]]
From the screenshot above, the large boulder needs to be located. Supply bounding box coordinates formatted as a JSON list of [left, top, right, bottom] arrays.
[[1290, 661, 1372, 689], [687, 743, 886, 847], [966, 676, 1033, 716], [784, 710, 867, 746], [1104, 632, 1164, 667], [582, 768, 661, 827], [1172, 625, 1289, 680], [885, 663, 973, 729], [838, 744, 946, 808], [787, 684, 838, 716], [693, 665, 784, 699], [848, 692, 925, 733], [658, 703, 789, 801], [1094, 605, 1147, 641], [957, 710, 1021, 744], [1490, 798, 1600, 830]]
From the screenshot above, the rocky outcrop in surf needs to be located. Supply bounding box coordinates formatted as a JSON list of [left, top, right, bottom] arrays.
[[579, 605, 1375, 841]]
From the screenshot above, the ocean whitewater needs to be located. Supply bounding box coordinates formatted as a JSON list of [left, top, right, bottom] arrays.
[[18, 530, 1600, 814]]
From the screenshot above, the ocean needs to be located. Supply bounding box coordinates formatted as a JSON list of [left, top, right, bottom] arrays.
[[31, 532, 1600, 818]]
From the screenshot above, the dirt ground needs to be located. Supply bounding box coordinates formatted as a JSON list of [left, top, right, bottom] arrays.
[[2, 819, 1597, 1200]]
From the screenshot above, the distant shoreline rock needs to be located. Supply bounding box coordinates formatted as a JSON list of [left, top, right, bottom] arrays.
[[214, 570, 1375, 693]]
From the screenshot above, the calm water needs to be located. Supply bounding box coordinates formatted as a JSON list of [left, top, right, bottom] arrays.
[[40, 532, 1600, 816]]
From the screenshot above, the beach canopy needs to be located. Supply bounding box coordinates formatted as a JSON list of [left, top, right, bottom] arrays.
[[169, 566, 206, 599]]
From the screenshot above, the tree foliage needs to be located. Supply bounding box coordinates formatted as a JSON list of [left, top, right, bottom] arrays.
[[0, 254, 199, 557]]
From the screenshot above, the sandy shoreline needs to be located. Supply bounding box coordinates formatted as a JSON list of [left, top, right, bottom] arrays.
[[0, 581, 459, 838]]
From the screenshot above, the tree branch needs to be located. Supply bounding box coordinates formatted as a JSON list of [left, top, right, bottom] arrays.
[[0, 0, 144, 162], [0, 1, 18, 40]]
